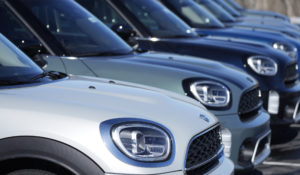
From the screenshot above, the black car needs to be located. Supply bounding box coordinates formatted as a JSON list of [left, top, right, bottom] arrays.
[[77, 0, 300, 129]]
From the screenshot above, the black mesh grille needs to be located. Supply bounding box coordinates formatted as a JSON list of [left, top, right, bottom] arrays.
[[239, 88, 262, 116], [284, 63, 298, 85], [185, 126, 222, 170]]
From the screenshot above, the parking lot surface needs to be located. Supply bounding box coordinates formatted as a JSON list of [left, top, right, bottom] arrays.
[[256, 124, 300, 175]]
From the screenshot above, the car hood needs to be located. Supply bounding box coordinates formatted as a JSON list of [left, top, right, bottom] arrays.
[[78, 52, 258, 116], [195, 27, 288, 43], [0, 76, 218, 173], [80, 51, 257, 91], [138, 36, 293, 66], [227, 22, 300, 38]]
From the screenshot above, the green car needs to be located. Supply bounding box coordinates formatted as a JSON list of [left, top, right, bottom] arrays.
[[0, 0, 270, 171]]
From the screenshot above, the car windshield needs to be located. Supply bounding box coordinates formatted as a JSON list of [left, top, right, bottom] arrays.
[[13, 0, 132, 57], [0, 34, 43, 83], [195, 0, 236, 22], [225, 0, 243, 11], [121, 0, 197, 38], [160, 0, 224, 28], [214, 0, 241, 17]]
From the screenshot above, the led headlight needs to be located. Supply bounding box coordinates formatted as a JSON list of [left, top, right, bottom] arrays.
[[190, 81, 230, 107], [273, 42, 297, 60], [247, 56, 278, 76], [112, 123, 171, 162]]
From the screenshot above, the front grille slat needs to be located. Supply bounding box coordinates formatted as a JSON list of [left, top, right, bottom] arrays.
[[185, 125, 222, 171], [239, 87, 262, 121]]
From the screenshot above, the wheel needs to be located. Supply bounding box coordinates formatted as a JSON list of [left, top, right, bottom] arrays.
[[7, 169, 57, 175]]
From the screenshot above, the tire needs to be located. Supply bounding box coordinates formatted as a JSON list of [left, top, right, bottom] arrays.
[[7, 169, 57, 175]]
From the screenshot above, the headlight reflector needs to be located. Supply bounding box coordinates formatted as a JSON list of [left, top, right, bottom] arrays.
[[190, 81, 230, 107], [112, 123, 171, 162], [247, 56, 278, 76], [273, 42, 297, 60]]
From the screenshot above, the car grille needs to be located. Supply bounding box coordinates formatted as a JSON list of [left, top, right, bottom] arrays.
[[185, 125, 222, 172], [284, 63, 299, 86], [239, 87, 262, 121]]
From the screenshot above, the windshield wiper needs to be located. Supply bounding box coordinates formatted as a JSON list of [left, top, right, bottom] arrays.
[[30, 71, 48, 81], [30, 71, 67, 81], [0, 80, 30, 86]]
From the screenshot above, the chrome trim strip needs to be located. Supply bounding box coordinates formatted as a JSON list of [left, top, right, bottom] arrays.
[[293, 100, 300, 123], [251, 130, 271, 166], [184, 124, 222, 171]]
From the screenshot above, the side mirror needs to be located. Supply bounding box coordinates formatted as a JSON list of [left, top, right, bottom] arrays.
[[32, 54, 48, 69], [111, 24, 138, 47]]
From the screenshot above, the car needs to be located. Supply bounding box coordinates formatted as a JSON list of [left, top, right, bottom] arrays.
[[159, 0, 300, 74], [78, 0, 300, 129], [224, 0, 290, 21], [213, 0, 297, 29], [195, 0, 300, 39], [0, 33, 235, 175], [0, 0, 271, 171]]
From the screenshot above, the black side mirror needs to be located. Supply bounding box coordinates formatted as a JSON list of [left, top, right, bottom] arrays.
[[32, 54, 48, 69], [111, 24, 138, 47]]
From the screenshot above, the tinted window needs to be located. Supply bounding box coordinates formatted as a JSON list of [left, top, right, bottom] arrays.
[[121, 0, 197, 38], [214, 0, 241, 17], [15, 0, 132, 56], [161, 0, 224, 28], [0, 2, 48, 57], [77, 0, 128, 28], [195, 0, 236, 22]]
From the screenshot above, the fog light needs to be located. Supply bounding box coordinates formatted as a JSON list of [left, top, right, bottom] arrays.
[[221, 128, 232, 158], [268, 90, 279, 114]]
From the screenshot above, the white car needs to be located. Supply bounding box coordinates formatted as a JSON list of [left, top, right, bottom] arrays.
[[0, 34, 233, 175]]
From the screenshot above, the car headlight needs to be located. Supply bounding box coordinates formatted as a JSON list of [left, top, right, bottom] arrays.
[[190, 81, 230, 107], [273, 42, 297, 60], [112, 122, 171, 162], [247, 56, 278, 76]]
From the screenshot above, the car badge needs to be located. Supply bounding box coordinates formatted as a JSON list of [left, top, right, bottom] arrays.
[[200, 114, 210, 123]]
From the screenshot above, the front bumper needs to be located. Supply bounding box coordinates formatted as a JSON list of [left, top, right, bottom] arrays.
[[262, 89, 300, 125], [217, 109, 271, 171], [105, 157, 234, 175]]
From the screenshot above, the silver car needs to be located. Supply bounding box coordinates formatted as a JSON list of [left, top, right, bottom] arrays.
[[0, 34, 234, 175]]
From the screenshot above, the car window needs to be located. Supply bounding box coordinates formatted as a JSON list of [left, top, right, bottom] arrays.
[[0, 2, 49, 57], [121, 0, 197, 38], [161, 0, 224, 28], [0, 34, 43, 81], [77, 0, 128, 28], [195, 0, 236, 22], [14, 0, 132, 56]]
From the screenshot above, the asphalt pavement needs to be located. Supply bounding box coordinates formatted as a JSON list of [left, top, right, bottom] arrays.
[[256, 124, 300, 175]]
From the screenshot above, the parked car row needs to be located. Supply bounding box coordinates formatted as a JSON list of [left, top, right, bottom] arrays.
[[0, 0, 298, 174]]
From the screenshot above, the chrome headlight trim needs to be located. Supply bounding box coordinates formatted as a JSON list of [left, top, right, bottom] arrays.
[[273, 42, 297, 60], [190, 81, 231, 107], [112, 123, 171, 162], [100, 118, 175, 167], [247, 56, 278, 76]]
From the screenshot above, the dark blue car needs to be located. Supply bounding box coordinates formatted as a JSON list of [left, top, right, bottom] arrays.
[[195, 0, 300, 39], [159, 0, 300, 75], [224, 0, 290, 21], [77, 0, 300, 130]]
